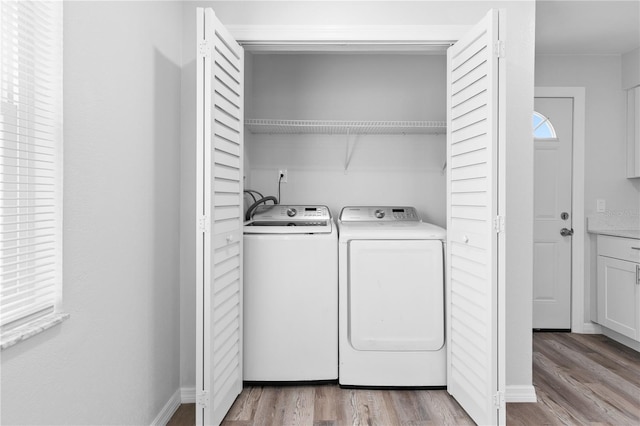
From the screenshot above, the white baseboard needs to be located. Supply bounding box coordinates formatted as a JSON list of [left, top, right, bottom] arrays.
[[181, 387, 196, 403], [505, 385, 537, 403], [578, 322, 602, 334], [151, 388, 182, 426], [601, 327, 640, 351]]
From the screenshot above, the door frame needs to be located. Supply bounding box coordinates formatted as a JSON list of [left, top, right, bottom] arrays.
[[227, 25, 468, 51], [534, 87, 592, 333], [203, 16, 521, 418]]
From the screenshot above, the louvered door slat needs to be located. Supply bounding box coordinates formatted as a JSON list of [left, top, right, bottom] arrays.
[[214, 96, 240, 122], [213, 82, 240, 111], [446, 9, 505, 426], [213, 122, 240, 145], [196, 7, 244, 426]]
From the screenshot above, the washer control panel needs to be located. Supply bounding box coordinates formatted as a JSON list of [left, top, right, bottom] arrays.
[[340, 206, 421, 222], [251, 205, 331, 225]]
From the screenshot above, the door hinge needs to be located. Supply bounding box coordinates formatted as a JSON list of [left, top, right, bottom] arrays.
[[196, 390, 210, 408], [198, 39, 211, 58], [493, 391, 506, 409], [494, 215, 505, 233], [198, 215, 210, 233], [494, 40, 505, 58]]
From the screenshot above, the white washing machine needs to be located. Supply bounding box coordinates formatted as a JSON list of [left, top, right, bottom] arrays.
[[243, 205, 338, 382], [338, 206, 446, 387]]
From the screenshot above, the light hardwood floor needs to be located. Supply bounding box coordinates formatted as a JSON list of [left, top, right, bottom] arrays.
[[168, 332, 640, 425]]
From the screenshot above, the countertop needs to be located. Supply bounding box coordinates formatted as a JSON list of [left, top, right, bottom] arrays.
[[587, 213, 639, 240], [588, 229, 640, 239]]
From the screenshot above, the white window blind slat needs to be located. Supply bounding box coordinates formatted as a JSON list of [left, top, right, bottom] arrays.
[[2, 256, 57, 273], [1, 111, 57, 127], [3, 270, 55, 290], [0, 155, 55, 165], [1, 246, 55, 261], [2, 275, 55, 295], [1, 300, 56, 326], [2, 265, 56, 286], [0, 148, 55, 158], [2, 267, 57, 288], [3, 287, 57, 311], [1, 234, 57, 246], [1, 89, 56, 107], [2, 223, 55, 233], [2, 123, 56, 137], [1, 224, 57, 235], [0, 0, 63, 330], [2, 8, 58, 39], [1, 211, 54, 219], [1, 164, 55, 173]]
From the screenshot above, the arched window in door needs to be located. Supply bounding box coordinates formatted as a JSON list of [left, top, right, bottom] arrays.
[[533, 111, 557, 139]]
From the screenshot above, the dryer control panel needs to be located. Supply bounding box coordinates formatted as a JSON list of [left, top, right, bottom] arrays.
[[339, 206, 420, 222]]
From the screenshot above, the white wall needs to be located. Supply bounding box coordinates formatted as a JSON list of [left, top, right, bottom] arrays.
[[500, 2, 536, 396], [622, 47, 640, 89], [1, 2, 183, 424], [180, 3, 198, 397], [246, 53, 447, 224], [180, 0, 536, 398], [535, 54, 640, 325]]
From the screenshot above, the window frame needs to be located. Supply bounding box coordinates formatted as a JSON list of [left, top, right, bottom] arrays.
[[533, 110, 558, 140]]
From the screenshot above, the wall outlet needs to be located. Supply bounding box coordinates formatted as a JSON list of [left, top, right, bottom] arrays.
[[278, 169, 288, 183], [596, 199, 606, 213]]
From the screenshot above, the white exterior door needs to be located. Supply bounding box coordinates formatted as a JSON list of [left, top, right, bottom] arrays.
[[533, 97, 573, 329], [446, 9, 505, 426], [196, 7, 245, 426]]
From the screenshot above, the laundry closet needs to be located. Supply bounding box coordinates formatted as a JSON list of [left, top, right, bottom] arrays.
[[196, 6, 524, 425], [242, 52, 447, 225]]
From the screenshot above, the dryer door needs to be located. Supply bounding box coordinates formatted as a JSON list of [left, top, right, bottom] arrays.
[[348, 239, 444, 351]]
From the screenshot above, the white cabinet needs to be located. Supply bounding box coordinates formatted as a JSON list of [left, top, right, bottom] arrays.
[[596, 235, 640, 340], [627, 86, 640, 178]]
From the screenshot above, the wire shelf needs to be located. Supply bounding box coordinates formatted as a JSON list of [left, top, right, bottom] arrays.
[[245, 119, 446, 135]]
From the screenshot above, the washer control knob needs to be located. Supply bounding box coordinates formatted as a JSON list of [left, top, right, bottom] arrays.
[[375, 209, 385, 219], [286, 207, 297, 217]]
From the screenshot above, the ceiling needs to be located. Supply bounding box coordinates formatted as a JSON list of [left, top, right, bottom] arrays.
[[536, 0, 640, 55]]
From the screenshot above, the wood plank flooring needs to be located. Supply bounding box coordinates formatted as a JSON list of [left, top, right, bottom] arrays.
[[168, 332, 640, 425], [507, 332, 640, 425]]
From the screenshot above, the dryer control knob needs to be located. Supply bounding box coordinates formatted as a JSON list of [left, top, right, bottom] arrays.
[[287, 207, 297, 217], [375, 209, 385, 219]]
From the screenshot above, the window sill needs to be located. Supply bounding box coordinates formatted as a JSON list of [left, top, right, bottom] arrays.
[[1, 313, 70, 351]]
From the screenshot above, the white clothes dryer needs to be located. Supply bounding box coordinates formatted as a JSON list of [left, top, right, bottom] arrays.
[[338, 206, 446, 387]]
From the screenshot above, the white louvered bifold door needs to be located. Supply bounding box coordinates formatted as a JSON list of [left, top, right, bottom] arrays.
[[196, 8, 244, 426], [446, 9, 505, 426]]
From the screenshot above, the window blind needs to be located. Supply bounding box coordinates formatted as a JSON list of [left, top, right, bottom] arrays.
[[0, 1, 63, 329]]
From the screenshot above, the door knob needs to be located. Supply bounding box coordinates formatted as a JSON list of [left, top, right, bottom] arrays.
[[560, 228, 574, 237]]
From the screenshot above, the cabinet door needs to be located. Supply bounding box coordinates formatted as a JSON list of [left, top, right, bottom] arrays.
[[627, 87, 640, 178], [597, 256, 639, 340]]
